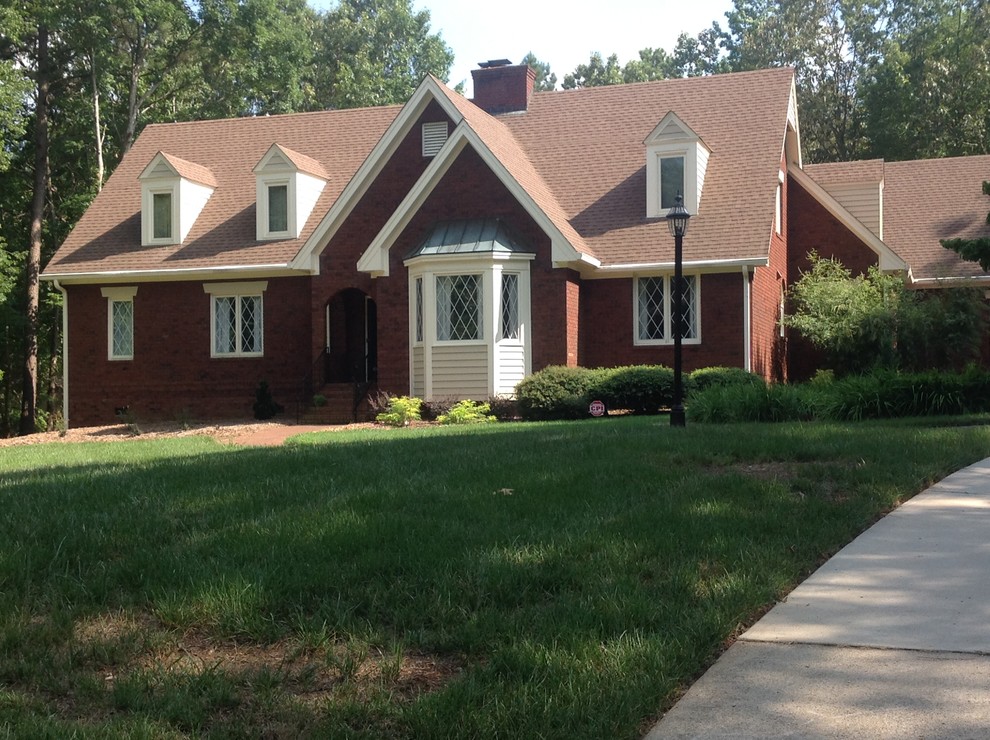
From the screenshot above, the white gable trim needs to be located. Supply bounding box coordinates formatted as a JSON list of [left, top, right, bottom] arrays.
[[357, 122, 591, 277], [289, 77, 466, 273], [790, 167, 907, 272]]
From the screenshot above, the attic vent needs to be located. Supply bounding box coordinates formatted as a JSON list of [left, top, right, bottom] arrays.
[[422, 121, 449, 157]]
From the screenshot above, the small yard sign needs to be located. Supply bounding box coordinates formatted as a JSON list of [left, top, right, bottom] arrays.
[[589, 400, 606, 417]]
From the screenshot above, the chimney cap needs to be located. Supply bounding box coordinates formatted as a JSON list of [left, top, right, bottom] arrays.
[[477, 59, 513, 69]]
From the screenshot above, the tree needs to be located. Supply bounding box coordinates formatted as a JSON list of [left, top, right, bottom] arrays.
[[941, 182, 990, 268], [562, 52, 624, 89], [309, 0, 452, 109], [621, 48, 679, 83], [521, 52, 556, 91]]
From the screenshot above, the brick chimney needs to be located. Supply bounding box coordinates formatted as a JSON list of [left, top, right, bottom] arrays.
[[471, 60, 536, 114]]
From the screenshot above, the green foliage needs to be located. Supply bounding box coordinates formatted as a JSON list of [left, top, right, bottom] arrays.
[[690, 369, 990, 423], [375, 395, 422, 427], [252, 380, 283, 420], [595, 365, 675, 415], [521, 52, 556, 91], [311, 394, 327, 407], [514, 366, 602, 421], [786, 254, 987, 374], [436, 400, 496, 425], [689, 366, 765, 393]]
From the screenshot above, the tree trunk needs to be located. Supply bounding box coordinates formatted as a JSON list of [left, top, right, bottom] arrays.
[[91, 53, 104, 191], [19, 23, 49, 436]]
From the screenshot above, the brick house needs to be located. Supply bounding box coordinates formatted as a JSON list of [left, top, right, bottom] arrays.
[[41, 63, 990, 426]]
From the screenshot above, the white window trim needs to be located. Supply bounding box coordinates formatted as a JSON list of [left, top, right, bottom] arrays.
[[413, 276, 424, 346], [633, 274, 702, 346], [266, 182, 291, 237], [203, 281, 268, 358], [775, 170, 784, 236], [257, 176, 294, 240], [658, 155, 686, 211], [498, 272, 523, 345], [142, 185, 179, 246], [101, 286, 138, 361]]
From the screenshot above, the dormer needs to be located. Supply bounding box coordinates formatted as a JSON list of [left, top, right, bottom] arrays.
[[644, 112, 710, 218], [138, 152, 217, 247], [253, 144, 328, 240]]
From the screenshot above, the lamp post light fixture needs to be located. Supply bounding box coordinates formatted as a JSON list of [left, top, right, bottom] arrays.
[[666, 193, 691, 427]]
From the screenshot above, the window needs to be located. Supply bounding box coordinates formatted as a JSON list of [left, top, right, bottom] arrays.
[[436, 274, 481, 341], [422, 121, 449, 157], [102, 286, 138, 360], [211, 294, 263, 356], [660, 156, 685, 210], [775, 173, 784, 235], [414, 277, 423, 343], [268, 184, 288, 233], [500, 273, 519, 340], [152, 192, 172, 240], [636, 275, 699, 344]]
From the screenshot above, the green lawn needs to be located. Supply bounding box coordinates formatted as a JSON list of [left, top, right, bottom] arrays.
[[2, 416, 989, 738]]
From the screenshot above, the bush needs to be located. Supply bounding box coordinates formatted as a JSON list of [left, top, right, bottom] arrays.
[[487, 395, 518, 421], [375, 396, 422, 427], [253, 380, 283, 420], [437, 400, 497, 425], [595, 365, 674, 414], [689, 366, 765, 394], [420, 397, 457, 422], [515, 366, 602, 421], [687, 383, 815, 423]]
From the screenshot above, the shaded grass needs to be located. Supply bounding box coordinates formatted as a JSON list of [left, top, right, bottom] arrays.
[[2, 417, 990, 737]]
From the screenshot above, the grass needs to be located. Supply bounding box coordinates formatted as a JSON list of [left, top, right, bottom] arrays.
[[2, 416, 990, 737]]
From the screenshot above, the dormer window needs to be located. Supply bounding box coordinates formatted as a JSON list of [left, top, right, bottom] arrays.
[[139, 152, 216, 247], [645, 112, 710, 218], [254, 144, 328, 241], [152, 192, 173, 240], [267, 184, 289, 234]]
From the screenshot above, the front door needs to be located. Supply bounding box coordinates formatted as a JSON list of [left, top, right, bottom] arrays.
[[326, 289, 377, 383]]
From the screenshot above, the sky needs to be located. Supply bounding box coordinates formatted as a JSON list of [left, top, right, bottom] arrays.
[[310, 0, 736, 96]]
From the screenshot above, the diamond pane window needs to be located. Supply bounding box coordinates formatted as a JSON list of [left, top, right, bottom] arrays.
[[268, 184, 288, 233], [152, 192, 172, 239], [638, 276, 665, 341], [415, 277, 423, 343], [678, 275, 698, 340], [110, 300, 134, 359], [212, 294, 263, 355], [436, 274, 481, 341], [660, 156, 684, 210], [500, 273, 519, 340]]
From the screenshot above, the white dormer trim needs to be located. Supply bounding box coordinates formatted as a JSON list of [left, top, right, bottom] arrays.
[[644, 112, 711, 218], [253, 144, 327, 240], [289, 77, 466, 273], [357, 121, 593, 277], [138, 152, 215, 247]]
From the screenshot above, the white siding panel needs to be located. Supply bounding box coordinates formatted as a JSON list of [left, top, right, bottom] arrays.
[[412, 346, 425, 397], [496, 344, 526, 395], [432, 344, 489, 398], [819, 182, 882, 237]]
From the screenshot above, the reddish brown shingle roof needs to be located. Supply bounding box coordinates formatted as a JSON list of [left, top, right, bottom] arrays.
[[44, 68, 796, 277], [156, 152, 219, 188], [269, 144, 330, 179], [882, 155, 990, 282]]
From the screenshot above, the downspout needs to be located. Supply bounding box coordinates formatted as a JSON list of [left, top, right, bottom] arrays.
[[742, 267, 752, 373], [53, 279, 68, 429]]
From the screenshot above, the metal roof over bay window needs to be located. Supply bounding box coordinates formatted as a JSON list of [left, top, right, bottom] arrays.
[[408, 218, 533, 258]]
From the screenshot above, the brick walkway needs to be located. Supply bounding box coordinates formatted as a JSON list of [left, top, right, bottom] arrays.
[[229, 425, 331, 447]]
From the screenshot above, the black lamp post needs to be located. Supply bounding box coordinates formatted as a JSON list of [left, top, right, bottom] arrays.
[[666, 193, 691, 427]]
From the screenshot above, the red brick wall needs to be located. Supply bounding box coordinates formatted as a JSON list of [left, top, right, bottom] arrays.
[[579, 273, 745, 370], [65, 277, 311, 426], [750, 161, 787, 381], [786, 174, 880, 380]]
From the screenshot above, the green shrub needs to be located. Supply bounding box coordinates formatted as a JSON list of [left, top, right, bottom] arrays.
[[437, 400, 497, 425], [252, 380, 284, 420], [595, 365, 674, 414], [687, 383, 817, 423], [312, 394, 327, 407], [421, 397, 457, 422], [689, 366, 765, 393], [515, 366, 601, 421], [820, 371, 971, 420], [375, 396, 422, 427]]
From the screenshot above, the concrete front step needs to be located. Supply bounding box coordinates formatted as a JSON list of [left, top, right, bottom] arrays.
[[300, 383, 375, 425]]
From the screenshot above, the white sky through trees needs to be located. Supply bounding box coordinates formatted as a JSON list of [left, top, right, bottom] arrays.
[[308, 0, 734, 94]]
